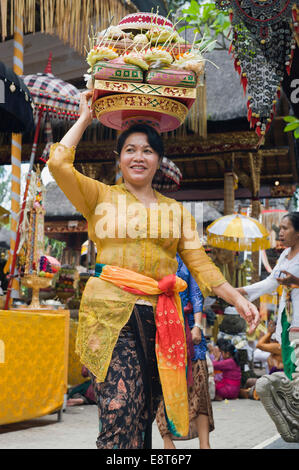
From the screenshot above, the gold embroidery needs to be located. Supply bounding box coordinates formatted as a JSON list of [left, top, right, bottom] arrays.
[[94, 94, 188, 125]]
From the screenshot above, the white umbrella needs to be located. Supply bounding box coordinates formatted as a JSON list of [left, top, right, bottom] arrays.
[[206, 213, 270, 252]]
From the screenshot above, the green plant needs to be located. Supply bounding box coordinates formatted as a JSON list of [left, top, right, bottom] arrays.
[[177, 0, 231, 51], [219, 258, 254, 287], [44, 236, 66, 261], [283, 115, 299, 139]]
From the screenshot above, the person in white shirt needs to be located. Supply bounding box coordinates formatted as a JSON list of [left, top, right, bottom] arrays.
[[237, 212, 299, 380]]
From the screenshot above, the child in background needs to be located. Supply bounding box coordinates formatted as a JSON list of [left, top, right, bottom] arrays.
[[211, 339, 241, 400], [67, 366, 96, 406]]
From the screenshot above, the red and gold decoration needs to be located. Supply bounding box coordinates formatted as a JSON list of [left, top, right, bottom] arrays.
[[87, 12, 206, 133], [118, 12, 174, 32], [18, 168, 60, 309], [85, 12, 191, 191], [216, 0, 299, 143]]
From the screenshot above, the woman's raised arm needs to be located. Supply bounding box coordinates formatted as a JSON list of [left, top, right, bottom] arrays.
[[47, 91, 107, 219]]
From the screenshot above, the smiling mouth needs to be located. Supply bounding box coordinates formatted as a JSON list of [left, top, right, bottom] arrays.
[[131, 166, 146, 170]]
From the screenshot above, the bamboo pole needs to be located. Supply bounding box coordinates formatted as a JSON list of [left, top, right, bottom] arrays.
[[8, 11, 24, 304], [0, 0, 7, 40]]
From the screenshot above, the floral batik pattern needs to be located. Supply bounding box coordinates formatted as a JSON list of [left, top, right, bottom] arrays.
[[89, 304, 162, 449]]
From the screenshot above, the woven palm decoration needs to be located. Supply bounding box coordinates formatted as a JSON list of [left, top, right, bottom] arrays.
[[216, 0, 299, 143], [0, 0, 136, 54]]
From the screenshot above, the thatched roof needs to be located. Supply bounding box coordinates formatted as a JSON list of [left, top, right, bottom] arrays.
[[205, 49, 248, 122], [45, 182, 81, 219], [0, 1, 137, 54], [187, 201, 223, 224], [202, 202, 223, 222], [176, 28, 247, 122]]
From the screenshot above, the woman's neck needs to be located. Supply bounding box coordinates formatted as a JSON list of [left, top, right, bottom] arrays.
[[288, 241, 299, 259], [124, 181, 157, 206]]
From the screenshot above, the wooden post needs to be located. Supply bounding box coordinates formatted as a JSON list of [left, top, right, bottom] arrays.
[[224, 171, 235, 215], [249, 152, 263, 284], [223, 157, 236, 282]]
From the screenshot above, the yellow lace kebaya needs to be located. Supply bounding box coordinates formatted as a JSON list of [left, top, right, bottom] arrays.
[[48, 143, 226, 386]]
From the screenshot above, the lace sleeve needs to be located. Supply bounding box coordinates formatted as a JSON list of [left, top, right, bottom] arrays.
[[47, 143, 107, 219], [178, 203, 226, 297]]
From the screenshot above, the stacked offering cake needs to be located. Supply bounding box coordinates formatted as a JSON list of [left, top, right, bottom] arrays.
[[87, 12, 206, 133]]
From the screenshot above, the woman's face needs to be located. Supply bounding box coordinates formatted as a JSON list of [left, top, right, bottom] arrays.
[[279, 217, 299, 247], [119, 132, 160, 188], [221, 351, 231, 360]]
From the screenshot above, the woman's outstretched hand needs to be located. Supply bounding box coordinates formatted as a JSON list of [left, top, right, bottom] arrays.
[[277, 270, 299, 288], [213, 282, 260, 335], [235, 296, 260, 334]]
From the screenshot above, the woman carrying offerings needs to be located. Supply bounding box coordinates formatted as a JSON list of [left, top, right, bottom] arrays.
[[47, 91, 260, 449]]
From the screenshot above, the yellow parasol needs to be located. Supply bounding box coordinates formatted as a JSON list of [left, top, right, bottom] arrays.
[[206, 213, 270, 252]]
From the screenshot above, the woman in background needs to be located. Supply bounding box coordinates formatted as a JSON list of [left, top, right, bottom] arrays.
[[238, 212, 299, 380], [156, 255, 214, 449]]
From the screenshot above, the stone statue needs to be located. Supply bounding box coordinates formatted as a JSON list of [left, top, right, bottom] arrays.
[[255, 327, 299, 442]]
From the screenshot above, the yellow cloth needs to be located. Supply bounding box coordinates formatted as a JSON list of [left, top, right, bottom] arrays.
[[68, 318, 89, 387], [48, 143, 226, 383], [0, 309, 68, 425]]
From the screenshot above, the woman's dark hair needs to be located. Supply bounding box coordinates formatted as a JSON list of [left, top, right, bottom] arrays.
[[282, 212, 299, 232], [116, 123, 164, 160], [217, 338, 240, 366]]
